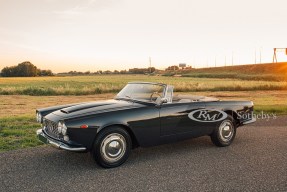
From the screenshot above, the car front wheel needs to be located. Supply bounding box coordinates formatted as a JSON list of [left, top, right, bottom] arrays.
[[92, 126, 132, 168], [210, 115, 236, 147]]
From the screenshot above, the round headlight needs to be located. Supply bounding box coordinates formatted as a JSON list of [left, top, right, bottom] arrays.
[[62, 123, 67, 135], [36, 113, 42, 123], [39, 114, 42, 122]]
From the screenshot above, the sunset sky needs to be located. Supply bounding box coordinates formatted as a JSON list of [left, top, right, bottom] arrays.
[[1, 0, 287, 72]]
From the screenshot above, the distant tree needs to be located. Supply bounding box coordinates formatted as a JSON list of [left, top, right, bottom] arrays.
[[40, 69, 53, 76], [1, 66, 15, 77], [147, 67, 156, 73], [128, 68, 146, 74], [166, 65, 179, 71], [103, 70, 112, 74], [16, 61, 37, 76], [128, 67, 158, 74], [1, 61, 53, 77], [36, 68, 41, 76]]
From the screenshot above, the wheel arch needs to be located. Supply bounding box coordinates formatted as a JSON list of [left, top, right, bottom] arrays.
[[224, 110, 240, 127], [96, 124, 140, 149]]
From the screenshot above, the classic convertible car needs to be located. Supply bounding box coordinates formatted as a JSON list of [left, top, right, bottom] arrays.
[[36, 82, 255, 168]]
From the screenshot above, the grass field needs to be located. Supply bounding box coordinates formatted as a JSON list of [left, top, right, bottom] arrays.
[[1, 75, 287, 96], [1, 73, 287, 152]]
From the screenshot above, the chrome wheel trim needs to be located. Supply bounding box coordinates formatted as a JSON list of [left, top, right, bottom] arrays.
[[100, 133, 126, 163], [218, 121, 234, 142]]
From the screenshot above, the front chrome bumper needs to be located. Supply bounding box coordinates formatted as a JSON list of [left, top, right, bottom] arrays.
[[36, 129, 87, 152]]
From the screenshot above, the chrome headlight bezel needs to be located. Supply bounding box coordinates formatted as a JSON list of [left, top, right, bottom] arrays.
[[36, 112, 42, 123]]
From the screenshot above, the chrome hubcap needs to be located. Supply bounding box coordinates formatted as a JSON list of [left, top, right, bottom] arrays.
[[219, 121, 234, 142], [100, 133, 126, 163]]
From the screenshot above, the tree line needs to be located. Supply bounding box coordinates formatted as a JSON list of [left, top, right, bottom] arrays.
[[0, 61, 53, 77], [0, 62, 193, 77], [59, 67, 157, 75], [58, 65, 194, 76]]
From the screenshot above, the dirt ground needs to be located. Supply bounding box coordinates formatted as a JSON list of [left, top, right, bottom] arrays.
[[1, 90, 287, 118]]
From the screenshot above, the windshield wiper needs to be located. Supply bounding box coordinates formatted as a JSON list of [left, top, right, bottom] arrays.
[[124, 95, 131, 99], [115, 95, 133, 101]]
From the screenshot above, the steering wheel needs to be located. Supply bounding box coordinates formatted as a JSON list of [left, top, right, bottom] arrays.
[[150, 92, 162, 102]]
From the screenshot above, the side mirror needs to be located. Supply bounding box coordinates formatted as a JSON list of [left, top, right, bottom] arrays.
[[155, 97, 168, 106], [161, 98, 168, 104]]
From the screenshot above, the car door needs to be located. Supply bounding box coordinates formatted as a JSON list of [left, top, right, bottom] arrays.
[[159, 101, 213, 142], [160, 102, 205, 139]]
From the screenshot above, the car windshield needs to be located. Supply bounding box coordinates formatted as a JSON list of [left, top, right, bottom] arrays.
[[116, 83, 165, 102]]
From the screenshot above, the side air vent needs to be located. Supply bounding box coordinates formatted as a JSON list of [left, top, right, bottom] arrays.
[[60, 109, 69, 114]]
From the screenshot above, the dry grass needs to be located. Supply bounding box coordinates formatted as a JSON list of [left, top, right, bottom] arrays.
[[191, 62, 287, 74], [165, 62, 287, 81], [0, 94, 114, 118], [0, 90, 286, 118], [1, 75, 287, 95]]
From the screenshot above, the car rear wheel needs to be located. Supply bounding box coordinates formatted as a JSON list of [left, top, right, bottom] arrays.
[[92, 126, 132, 168], [210, 115, 236, 147]]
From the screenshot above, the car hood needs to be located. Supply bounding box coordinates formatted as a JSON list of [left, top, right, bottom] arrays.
[[51, 99, 145, 119]]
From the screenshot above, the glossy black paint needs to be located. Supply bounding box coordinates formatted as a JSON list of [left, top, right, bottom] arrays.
[[37, 97, 254, 151]]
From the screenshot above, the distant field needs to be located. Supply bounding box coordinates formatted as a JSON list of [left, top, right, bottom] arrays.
[[166, 62, 287, 81], [1, 75, 287, 95]]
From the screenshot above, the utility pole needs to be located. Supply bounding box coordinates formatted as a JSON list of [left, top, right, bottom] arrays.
[[255, 49, 257, 64], [149, 56, 151, 73], [273, 48, 277, 63], [225, 55, 227, 66], [215, 56, 217, 67], [272, 48, 287, 63], [232, 51, 234, 66], [259, 47, 262, 64]]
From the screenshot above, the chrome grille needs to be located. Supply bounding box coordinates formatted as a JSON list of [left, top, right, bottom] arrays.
[[44, 119, 59, 138]]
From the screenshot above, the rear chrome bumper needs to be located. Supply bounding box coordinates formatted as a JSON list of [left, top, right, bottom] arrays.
[[242, 117, 256, 125], [36, 129, 87, 152]]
